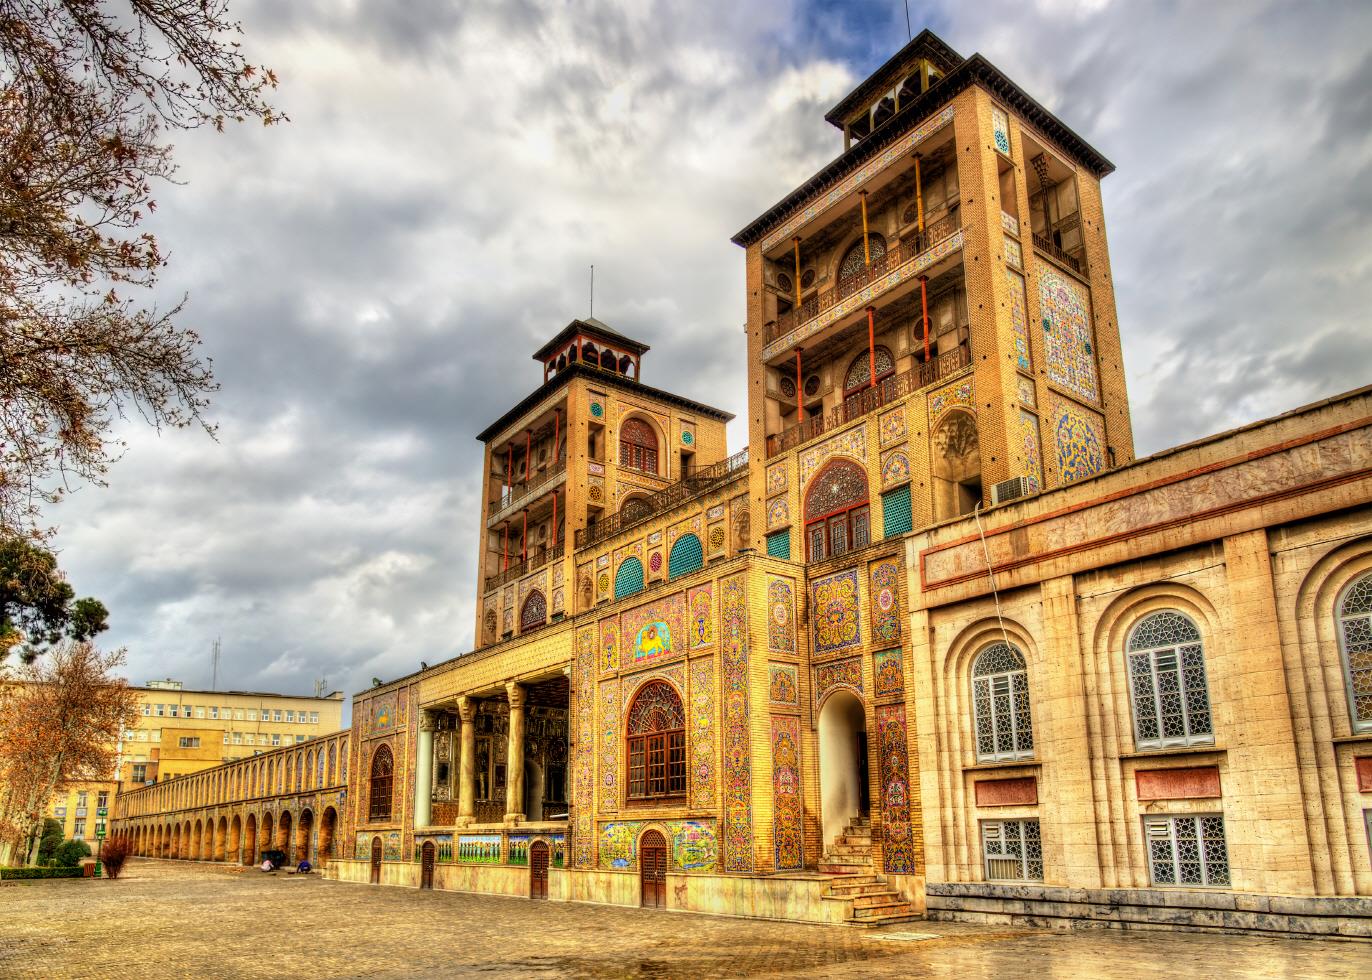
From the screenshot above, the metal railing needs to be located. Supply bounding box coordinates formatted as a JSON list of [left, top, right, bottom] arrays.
[[765, 344, 970, 458], [485, 543, 565, 593], [575, 448, 750, 550], [766, 211, 961, 346], [1031, 232, 1084, 275]]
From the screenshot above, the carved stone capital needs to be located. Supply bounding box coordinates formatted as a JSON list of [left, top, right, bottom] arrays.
[[456, 695, 477, 724], [418, 710, 439, 733], [505, 681, 526, 710]]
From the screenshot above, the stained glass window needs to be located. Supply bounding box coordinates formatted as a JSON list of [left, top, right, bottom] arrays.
[[972, 642, 1033, 762], [1145, 815, 1229, 887], [1339, 573, 1372, 731], [619, 418, 658, 474], [983, 819, 1042, 881], [804, 459, 870, 562], [626, 681, 686, 800], [369, 744, 393, 821], [520, 590, 547, 632], [844, 346, 896, 393], [838, 234, 887, 282], [1127, 611, 1212, 749]]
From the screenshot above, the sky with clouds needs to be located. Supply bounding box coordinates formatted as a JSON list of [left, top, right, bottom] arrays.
[[43, 0, 1372, 709]]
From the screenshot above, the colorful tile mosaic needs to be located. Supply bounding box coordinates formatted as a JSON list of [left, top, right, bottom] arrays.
[[689, 657, 716, 808], [647, 529, 662, 546], [667, 514, 703, 550], [875, 704, 917, 874], [1053, 398, 1105, 485], [874, 648, 904, 698], [596, 554, 610, 569], [1005, 267, 1031, 371], [551, 587, 564, 614], [688, 584, 713, 648], [1001, 210, 1020, 237], [1040, 268, 1099, 402], [880, 450, 910, 490], [508, 833, 566, 868], [768, 663, 799, 707], [599, 617, 619, 673], [1017, 374, 1036, 407], [706, 503, 725, 521], [573, 627, 596, 867], [929, 378, 974, 425], [879, 407, 907, 447], [598, 821, 637, 870], [1004, 236, 1023, 270], [767, 577, 796, 653], [457, 834, 501, 864], [766, 462, 787, 494], [869, 559, 901, 643], [621, 662, 686, 714], [992, 105, 1011, 155], [708, 524, 726, 554], [811, 568, 862, 654], [815, 657, 863, 707], [620, 591, 687, 666], [771, 716, 804, 871], [1019, 408, 1043, 491], [759, 105, 955, 251], [672, 819, 718, 872], [721, 574, 755, 872], [597, 819, 720, 873], [599, 678, 619, 812], [766, 495, 790, 531], [648, 549, 664, 577], [799, 424, 867, 490]]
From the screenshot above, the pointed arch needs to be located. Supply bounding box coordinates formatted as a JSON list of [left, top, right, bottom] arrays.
[[618, 417, 659, 475], [520, 589, 548, 632], [667, 533, 703, 579], [369, 744, 394, 821], [803, 458, 870, 562], [625, 680, 686, 801], [614, 557, 645, 600]]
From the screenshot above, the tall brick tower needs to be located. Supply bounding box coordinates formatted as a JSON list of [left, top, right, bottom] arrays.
[[733, 30, 1133, 562]]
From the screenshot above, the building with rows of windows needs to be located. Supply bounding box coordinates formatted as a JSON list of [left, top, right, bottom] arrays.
[[113, 30, 1372, 936]]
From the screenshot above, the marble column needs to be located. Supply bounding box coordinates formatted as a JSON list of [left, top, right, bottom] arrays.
[[504, 682, 526, 824], [456, 696, 477, 826], [414, 710, 436, 829]]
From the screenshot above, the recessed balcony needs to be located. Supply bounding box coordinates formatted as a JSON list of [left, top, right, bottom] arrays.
[[487, 454, 567, 528]]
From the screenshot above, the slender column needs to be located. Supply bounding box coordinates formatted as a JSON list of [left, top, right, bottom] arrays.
[[456, 696, 477, 826], [414, 711, 436, 829], [521, 509, 528, 562], [504, 682, 527, 824], [859, 191, 872, 267], [920, 276, 931, 362], [914, 154, 925, 233], [502, 523, 508, 571], [791, 237, 802, 308], [794, 348, 803, 419], [866, 306, 877, 388]]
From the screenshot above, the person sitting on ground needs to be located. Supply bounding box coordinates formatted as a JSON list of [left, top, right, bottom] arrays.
[[260, 859, 273, 872], [295, 859, 311, 874]]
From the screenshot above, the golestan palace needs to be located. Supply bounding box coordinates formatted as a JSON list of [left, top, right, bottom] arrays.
[[112, 31, 1372, 938]]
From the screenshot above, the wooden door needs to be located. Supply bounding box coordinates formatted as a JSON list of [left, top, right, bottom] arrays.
[[530, 840, 549, 900], [420, 841, 435, 890], [639, 830, 667, 909], [369, 837, 382, 885], [856, 734, 871, 815]]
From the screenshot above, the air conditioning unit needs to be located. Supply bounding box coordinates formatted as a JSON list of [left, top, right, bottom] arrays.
[[990, 476, 1035, 506]]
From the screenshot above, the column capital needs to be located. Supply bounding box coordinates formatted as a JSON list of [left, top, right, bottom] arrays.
[[418, 710, 439, 733], [505, 681, 526, 710], [456, 695, 477, 724]]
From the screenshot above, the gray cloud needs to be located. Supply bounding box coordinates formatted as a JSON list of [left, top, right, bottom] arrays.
[[43, 1, 1372, 712]]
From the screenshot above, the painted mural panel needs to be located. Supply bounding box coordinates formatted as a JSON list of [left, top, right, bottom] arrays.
[[768, 663, 799, 707], [457, 834, 502, 864], [574, 627, 596, 867], [1040, 268, 1099, 402], [869, 559, 901, 643], [771, 716, 804, 871], [721, 574, 755, 872], [767, 577, 796, 653], [811, 568, 862, 654], [599, 617, 619, 673], [689, 657, 716, 809], [1006, 267, 1031, 371], [874, 648, 904, 698], [599, 678, 619, 812], [879, 407, 907, 447], [672, 819, 719, 872], [928, 377, 974, 426], [815, 658, 863, 707], [799, 424, 867, 489], [688, 585, 714, 649], [509, 833, 566, 868], [1019, 408, 1043, 491], [597, 819, 719, 873], [1052, 398, 1106, 485], [875, 704, 916, 874], [619, 591, 687, 666], [880, 450, 910, 490]]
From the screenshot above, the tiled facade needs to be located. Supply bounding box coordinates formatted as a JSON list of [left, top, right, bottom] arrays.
[[112, 29, 1372, 937]]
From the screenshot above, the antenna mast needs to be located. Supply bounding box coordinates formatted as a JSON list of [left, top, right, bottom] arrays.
[[210, 637, 221, 691]]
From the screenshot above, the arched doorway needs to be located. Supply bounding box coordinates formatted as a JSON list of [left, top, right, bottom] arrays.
[[370, 837, 382, 885], [203, 820, 213, 860], [214, 817, 227, 861], [229, 815, 242, 864], [278, 811, 292, 855], [420, 841, 435, 890], [191, 820, 202, 860], [318, 807, 336, 866], [243, 814, 257, 866], [639, 830, 667, 909], [530, 840, 549, 900], [296, 809, 313, 865], [818, 689, 869, 852]]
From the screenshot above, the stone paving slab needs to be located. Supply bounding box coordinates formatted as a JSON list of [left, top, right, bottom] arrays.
[[1, 859, 1370, 979]]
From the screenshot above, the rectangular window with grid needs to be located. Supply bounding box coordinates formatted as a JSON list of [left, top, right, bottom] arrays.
[[1144, 814, 1229, 886], [766, 529, 791, 560], [210, 706, 218, 719], [881, 485, 913, 537], [982, 819, 1043, 881]]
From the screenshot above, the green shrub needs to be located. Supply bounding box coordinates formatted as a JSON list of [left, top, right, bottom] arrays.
[[37, 819, 65, 864], [53, 839, 91, 868], [0, 866, 84, 880]]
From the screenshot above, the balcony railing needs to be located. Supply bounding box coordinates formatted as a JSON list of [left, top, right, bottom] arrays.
[[1031, 232, 1084, 275], [575, 449, 750, 551], [765, 343, 970, 458], [766, 211, 961, 346], [489, 454, 567, 525], [485, 543, 565, 593]]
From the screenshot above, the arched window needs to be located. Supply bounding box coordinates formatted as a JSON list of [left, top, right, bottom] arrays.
[[619, 418, 658, 474], [614, 557, 644, 600], [369, 744, 394, 821], [626, 681, 686, 801], [306, 750, 316, 790], [668, 533, 703, 579], [327, 744, 337, 785], [520, 590, 547, 631], [838, 233, 886, 283], [932, 410, 981, 521], [843, 346, 895, 395], [804, 459, 870, 562], [1127, 611, 1213, 749], [1340, 572, 1372, 732], [620, 495, 653, 525], [971, 642, 1034, 762]]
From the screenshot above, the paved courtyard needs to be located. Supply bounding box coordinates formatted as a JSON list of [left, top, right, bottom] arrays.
[[3, 859, 1370, 979]]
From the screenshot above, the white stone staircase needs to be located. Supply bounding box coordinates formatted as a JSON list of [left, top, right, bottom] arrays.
[[818, 816, 922, 927]]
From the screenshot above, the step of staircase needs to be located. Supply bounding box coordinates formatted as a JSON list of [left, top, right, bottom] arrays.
[[819, 816, 922, 928]]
